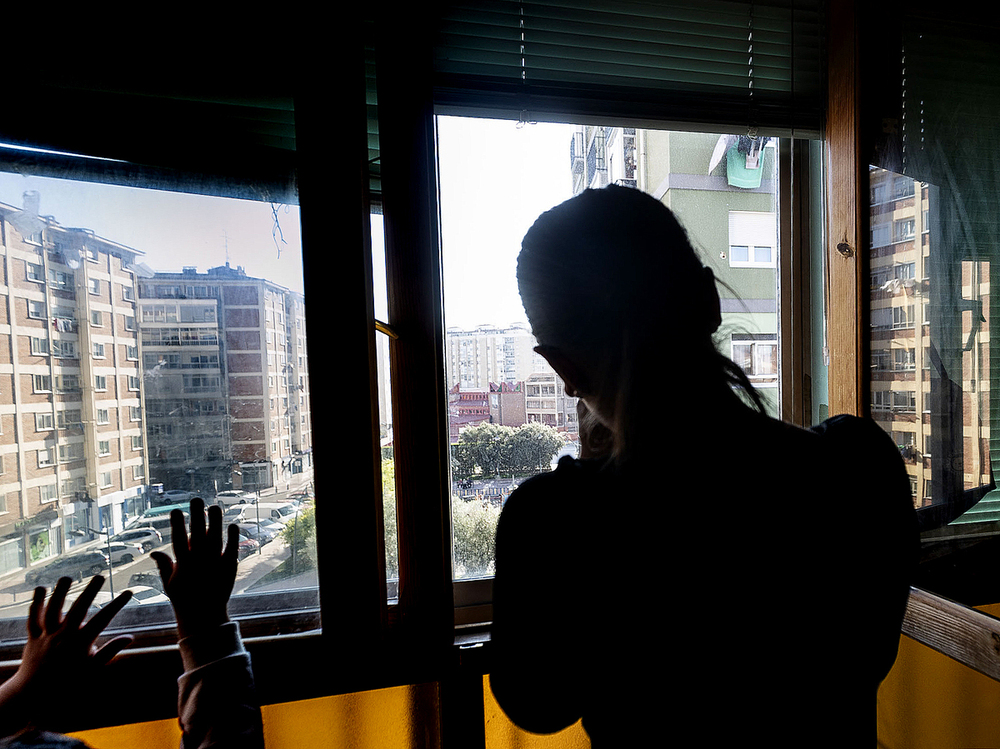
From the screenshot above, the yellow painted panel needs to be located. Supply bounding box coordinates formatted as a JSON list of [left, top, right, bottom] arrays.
[[70, 683, 439, 749], [879, 634, 1000, 749], [483, 675, 590, 749], [69, 719, 180, 749]]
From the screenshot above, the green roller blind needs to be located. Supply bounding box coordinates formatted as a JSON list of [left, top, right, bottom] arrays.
[[432, 0, 825, 136]]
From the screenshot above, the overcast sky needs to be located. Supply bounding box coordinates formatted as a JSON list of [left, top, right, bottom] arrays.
[[436, 116, 576, 330]]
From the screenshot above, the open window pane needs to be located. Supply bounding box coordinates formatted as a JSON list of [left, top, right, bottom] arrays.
[[0, 172, 317, 646], [438, 117, 781, 583]]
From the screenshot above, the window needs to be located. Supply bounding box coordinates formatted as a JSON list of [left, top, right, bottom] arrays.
[[27, 300, 45, 319], [129, 406, 142, 421], [56, 410, 82, 429], [893, 348, 916, 371], [132, 463, 144, 480], [123, 315, 136, 331], [125, 344, 138, 360], [127, 375, 141, 391], [58, 443, 84, 463], [48, 269, 72, 290], [26, 263, 43, 283], [131, 435, 143, 450], [52, 340, 76, 359], [96, 408, 109, 425], [91, 310, 103, 327], [29, 337, 49, 355], [93, 342, 105, 358], [98, 440, 111, 456], [95, 375, 107, 391], [728, 211, 777, 268], [39, 484, 58, 503], [54, 375, 80, 393], [99, 471, 112, 489], [121, 284, 135, 302], [731, 334, 779, 386], [38, 448, 54, 467], [35, 413, 54, 431], [89, 278, 101, 295], [32, 375, 51, 393]]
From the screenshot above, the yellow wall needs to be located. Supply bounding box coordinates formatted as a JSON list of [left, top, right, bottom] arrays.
[[879, 630, 1000, 749], [70, 645, 1000, 749], [483, 676, 590, 749], [70, 683, 440, 749]]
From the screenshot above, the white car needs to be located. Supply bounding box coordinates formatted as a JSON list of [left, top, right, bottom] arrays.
[[105, 542, 145, 565], [94, 585, 170, 608], [111, 527, 163, 552], [214, 490, 256, 507], [159, 489, 196, 504]]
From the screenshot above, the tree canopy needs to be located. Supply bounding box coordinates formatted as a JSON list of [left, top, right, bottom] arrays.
[[451, 422, 565, 480]]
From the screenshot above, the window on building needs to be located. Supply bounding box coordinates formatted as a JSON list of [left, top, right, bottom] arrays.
[[89, 278, 101, 295], [93, 342, 105, 358], [38, 448, 54, 467], [27, 300, 45, 319], [96, 409, 109, 425], [29, 337, 49, 355], [91, 310, 102, 327], [98, 440, 111, 456], [728, 211, 777, 268], [35, 413, 54, 431], [32, 375, 51, 393], [95, 375, 107, 391]]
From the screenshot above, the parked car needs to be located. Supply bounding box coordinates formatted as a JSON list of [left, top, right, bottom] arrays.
[[105, 542, 144, 565], [111, 527, 163, 552], [237, 537, 259, 561], [25, 551, 109, 586], [258, 519, 286, 537], [128, 572, 164, 592], [253, 502, 299, 524], [237, 523, 276, 546], [93, 585, 170, 608], [214, 490, 256, 507], [223, 506, 249, 525], [159, 489, 196, 504]]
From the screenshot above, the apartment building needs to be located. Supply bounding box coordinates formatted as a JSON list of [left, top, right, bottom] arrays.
[[571, 126, 781, 415], [138, 265, 311, 494], [0, 196, 147, 576], [444, 323, 543, 391], [869, 168, 994, 515]]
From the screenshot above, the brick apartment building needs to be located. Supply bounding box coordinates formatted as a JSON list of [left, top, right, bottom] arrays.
[[0, 195, 148, 577], [139, 265, 311, 495]]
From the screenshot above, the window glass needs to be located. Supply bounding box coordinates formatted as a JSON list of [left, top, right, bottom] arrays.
[[869, 167, 997, 604], [0, 172, 316, 644], [437, 117, 780, 582], [371, 213, 399, 599]]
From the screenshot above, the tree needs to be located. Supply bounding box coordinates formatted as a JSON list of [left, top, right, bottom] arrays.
[[451, 422, 566, 479], [382, 458, 398, 579], [452, 495, 501, 578], [281, 505, 317, 573]]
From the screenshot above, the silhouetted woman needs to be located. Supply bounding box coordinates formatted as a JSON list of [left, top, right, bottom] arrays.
[[489, 185, 917, 746]]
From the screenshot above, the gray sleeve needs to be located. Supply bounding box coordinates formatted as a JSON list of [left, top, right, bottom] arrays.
[[176, 623, 264, 749]]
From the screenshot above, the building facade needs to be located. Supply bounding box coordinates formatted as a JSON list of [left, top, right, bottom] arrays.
[[138, 265, 311, 495], [0, 196, 148, 577]]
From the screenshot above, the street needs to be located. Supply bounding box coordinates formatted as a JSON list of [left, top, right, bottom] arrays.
[[0, 480, 314, 624]]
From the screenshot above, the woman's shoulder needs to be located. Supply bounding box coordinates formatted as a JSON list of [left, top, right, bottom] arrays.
[[499, 457, 606, 529]]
